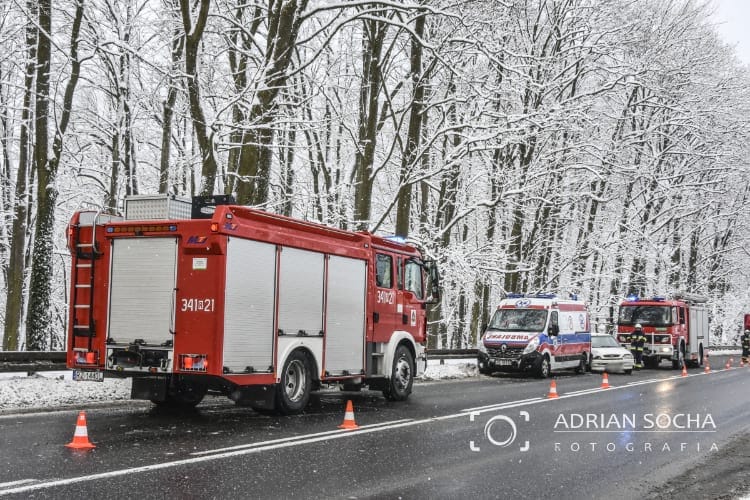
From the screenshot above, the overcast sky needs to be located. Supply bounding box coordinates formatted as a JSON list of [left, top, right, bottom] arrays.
[[712, 0, 750, 64]]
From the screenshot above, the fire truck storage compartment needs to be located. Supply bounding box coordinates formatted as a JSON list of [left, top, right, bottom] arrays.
[[324, 255, 366, 374], [689, 305, 708, 346], [107, 237, 178, 347], [223, 238, 276, 373]]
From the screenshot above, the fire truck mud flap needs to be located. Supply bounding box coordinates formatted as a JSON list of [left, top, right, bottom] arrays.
[[230, 385, 276, 411], [132, 376, 168, 401]]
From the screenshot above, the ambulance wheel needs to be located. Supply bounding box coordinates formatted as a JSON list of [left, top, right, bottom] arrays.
[[535, 355, 551, 379], [624, 369, 633, 375], [275, 350, 312, 415], [384, 344, 414, 401]]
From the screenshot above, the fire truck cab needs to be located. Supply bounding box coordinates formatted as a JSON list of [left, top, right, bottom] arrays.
[[66, 195, 439, 414], [616, 294, 709, 369]]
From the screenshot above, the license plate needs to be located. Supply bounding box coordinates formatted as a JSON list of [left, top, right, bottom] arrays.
[[491, 358, 513, 366], [72, 370, 104, 382]]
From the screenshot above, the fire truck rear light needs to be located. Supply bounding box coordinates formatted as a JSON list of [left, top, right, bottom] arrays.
[[180, 354, 208, 372], [74, 349, 98, 365]]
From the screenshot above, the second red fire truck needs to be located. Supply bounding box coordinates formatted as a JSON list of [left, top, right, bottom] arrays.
[[66, 195, 439, 414], [616, 294, 709, 369]]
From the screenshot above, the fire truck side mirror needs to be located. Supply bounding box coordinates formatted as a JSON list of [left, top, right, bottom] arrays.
[[425, 260, 441, 304]]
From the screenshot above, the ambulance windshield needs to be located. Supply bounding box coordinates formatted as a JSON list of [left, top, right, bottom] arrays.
[[618, 305, 672, 327], [487, 309, 548, 332]]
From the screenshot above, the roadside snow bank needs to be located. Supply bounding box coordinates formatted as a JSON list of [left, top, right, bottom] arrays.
[[0, 358, 478, 411]]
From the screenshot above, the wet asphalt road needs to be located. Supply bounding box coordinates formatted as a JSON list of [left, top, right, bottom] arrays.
[[1, 355, 748, 499]]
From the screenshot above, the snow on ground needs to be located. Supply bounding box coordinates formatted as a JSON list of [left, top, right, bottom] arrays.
[[0, 358, 479, 412]]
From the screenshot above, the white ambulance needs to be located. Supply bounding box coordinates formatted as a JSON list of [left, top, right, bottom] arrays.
[[477, 293, 591, 378]]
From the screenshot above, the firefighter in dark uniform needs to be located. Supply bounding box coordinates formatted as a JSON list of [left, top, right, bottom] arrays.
[[631, 323, 646, 369], [742, 329, 750, 364]]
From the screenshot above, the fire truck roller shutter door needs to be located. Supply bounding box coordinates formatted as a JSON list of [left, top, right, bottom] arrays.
[[108, 237, 177, 345], [278, 247, 324, 364], [325, 255, 366, 375], [223, 238, 276, 373]]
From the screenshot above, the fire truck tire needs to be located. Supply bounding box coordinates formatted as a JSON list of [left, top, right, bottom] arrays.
[[479, 367, 495, 376], [535, 354, 551, 379], [275, 350, 312, 415], [384, 344, 414, 401]]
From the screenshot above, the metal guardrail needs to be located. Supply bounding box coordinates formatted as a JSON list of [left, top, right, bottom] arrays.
[[0, 345, 741, 373], [0, 351, 67, 373]]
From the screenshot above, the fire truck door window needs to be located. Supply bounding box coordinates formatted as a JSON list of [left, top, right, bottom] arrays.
[[397, 257, 403, 290], [404, 260, 424, 300], [679, 307, 685, 325], [376, 253, 392, 288]]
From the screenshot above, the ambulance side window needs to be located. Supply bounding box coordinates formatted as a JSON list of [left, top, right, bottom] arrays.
[[549, 311, 559, 336], [404, 260, 424, 300], [376, 253, 392, 288]]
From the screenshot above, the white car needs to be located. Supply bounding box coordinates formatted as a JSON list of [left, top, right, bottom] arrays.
[[590, 334, 634, 374]]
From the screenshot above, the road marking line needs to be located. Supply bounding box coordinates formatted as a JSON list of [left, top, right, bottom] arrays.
[[190, 419, 414, 456], [0, 479, 37, 489]]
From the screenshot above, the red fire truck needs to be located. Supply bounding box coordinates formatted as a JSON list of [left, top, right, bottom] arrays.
[[66, 195, 439, 414], [616, 293, 709, 369]]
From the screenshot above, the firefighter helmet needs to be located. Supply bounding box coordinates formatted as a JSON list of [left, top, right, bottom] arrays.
[[635, 323, 642, 329]]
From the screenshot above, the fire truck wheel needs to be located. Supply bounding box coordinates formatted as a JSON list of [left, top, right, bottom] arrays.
[[276, 350, 312, 415], [535, 355, 551, 379], [384, 345, 414, 401]]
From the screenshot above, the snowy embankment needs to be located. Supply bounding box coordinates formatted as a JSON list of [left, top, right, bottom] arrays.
[[0, 358, 478, 412]]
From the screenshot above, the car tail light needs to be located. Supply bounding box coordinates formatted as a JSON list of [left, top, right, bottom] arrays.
[[180, 354, 208, 372]]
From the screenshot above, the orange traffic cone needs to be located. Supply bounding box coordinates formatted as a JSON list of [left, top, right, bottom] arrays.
[[65, 411, 95, 450], [725, 358, 732, 369], [600, 372, 611, 389], [681, 364, 688, 377], [547, 380, 559, 399], [338, 400, 360, 430], [741, 358, 745, 367], [704, 361, 711, 374]]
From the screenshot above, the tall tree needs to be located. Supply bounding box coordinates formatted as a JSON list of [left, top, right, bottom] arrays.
[[179, 0, 218, 196], [2, 0, 37, 351], [26, 0, 85, 349]]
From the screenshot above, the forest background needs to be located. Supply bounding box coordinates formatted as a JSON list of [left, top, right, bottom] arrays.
[[1, 0, 749, 352]]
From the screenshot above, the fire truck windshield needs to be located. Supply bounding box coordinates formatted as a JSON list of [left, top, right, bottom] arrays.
[[487, 309, 548, 332], [618, 305, 673, 327]]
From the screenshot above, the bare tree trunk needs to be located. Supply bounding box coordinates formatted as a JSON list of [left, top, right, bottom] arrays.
[[28, 0, 84, 349], [395, 10, 426, 237], [352, 16, 387, 229], [179, 0, 218, 196], [2, 0, 37, 351], [235, 0, 309, 207], [159, 4, 184, 194]]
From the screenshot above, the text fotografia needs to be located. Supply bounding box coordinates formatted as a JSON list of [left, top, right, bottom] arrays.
[[554, 413, 716, 431], [553, 413, 717, 454]]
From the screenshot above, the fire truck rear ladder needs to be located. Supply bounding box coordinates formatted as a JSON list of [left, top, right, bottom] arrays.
[[71, 212, 105, 350]]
